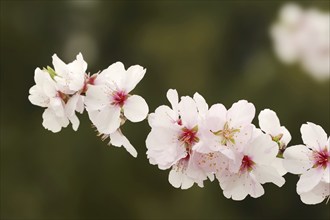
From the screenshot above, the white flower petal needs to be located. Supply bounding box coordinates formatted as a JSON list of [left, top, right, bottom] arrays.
[[76, 95, 85, 114], [219, 172, 249, 201], [28, 85, 48, 107], [322, 166, 330, 183], [52, 54, 67, 75], [124, 95, 149, 122], [96, 62, 125, 87], [227, 100, 255, 128], [166, 89, 179, 113], [205, 104, 226, 132], [245, 134, 278, 165], [168, 166, 194, 190], [110, 130, 138, 157], [271, 157, 287, 176], [193, 92, 208, 116], [300, 182, 330, 205], [301, 122, 328, 151], [42, 108, 69, 133], [122, 65, 146, 93], [232, 125, 254, 152], [283, 145, 313, 174], [148, 105, 178, 128], [93, 107, 121, 134], [258, 109, 281, 135], [69, 113, 80, 131], [280, 126, 292, 146], [297, 168, 324, 194], [65, 93, 80, 117], [49, 98, 65, 117], [84, 85, 108, 111], [245, 173, 265, 199], [254, 165, 285, 187], [178, 96, 198, 128]]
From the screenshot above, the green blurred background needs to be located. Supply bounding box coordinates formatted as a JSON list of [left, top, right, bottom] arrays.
[[1, 1, 329, 219]]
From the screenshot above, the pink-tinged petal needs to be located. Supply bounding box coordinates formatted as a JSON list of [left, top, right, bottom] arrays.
[[244, 134, 278, 165], [219, 172, 249, 201], [297, 168, 324, 194], [218, 147, 236, 161], [93, 107, 121, 134], [42, 108, 69, 133], [166, 89, 179, 113], [283, 145, 313, 174], [300, 182, 330, 205], [322, 167, 330, 183], [301, 122, 328, 151], [124, 95, 149, 122], [84, 85, 108, 111], [146, 127, 184, 167], [168, 164, 194, 190], [193, 92, 208, 116], [110, 130, 138, 157], [227, 100, 255, 128], [254, 165, 285, 187], [186, 153, 208, 185], [122, 65, 146, 93], [206, 104, 226, 132], [145, 126, 180, 151], [196, 152, 229, 174], [244, 173, 265, 199], [178, 96, 198, 128], [258, 109, 281, 135], [232, 125, 253, 152], [96, 62, 125, 87], [228, 153, 244, 173], [148, 105, 178, 128]]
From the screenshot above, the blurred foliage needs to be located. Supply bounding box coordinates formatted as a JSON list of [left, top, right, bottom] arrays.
[[1, 1, 329, 220]]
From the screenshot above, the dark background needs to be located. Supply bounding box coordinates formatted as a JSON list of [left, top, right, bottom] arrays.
[[1, 1, 329, 220]]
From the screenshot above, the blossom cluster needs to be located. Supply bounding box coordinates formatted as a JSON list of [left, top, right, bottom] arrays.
[[28, 53, 148, 157], [28, 53, 329, 205], [271, 3, 330, 80], [146, 89, 329, 204]]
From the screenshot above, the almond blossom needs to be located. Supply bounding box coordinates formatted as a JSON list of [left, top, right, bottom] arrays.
[[28, 54, 85, 132], [217, 132, 286, 200], [258, 109, 291, 175], [271, 3, 330, 80], [52, 53, 87, 94], [84, 62, 149, 157], [283, 122, 329, 204], [193, 100, 255, 173], [146, 90, 213, 189]]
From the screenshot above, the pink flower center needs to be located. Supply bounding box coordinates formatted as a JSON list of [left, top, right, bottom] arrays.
[[179, 127, 199, 149], [240, 155, 255, 173], [112, 91, 128, 107], [313, 148, 329, 169]]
